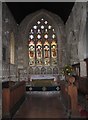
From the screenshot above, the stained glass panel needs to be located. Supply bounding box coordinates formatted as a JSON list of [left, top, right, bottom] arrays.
[[33, 25, 37, 29], [29, 41, 35, 66], [29, 34, 34, 39], [44, 34, 48, 39], [48, 25, 52, 29], [28, 18, 58, 67], [41, 25, 44, 29], [51, 41, 57, 65], [37, 21, 41, 24], [37, 34, 41, 39], [36, 41, 42, 65], [52, 34, 56, 39], [44, 41, 50, 66], [44, 21, 48, 24]]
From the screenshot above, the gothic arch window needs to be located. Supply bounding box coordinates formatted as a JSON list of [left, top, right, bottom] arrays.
[[10, 32, 15, 64], [28, 18, 58, 66]]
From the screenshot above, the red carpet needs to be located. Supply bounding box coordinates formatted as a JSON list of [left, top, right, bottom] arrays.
[[80, 109, 88, 117], [78, 104, 88, 117]]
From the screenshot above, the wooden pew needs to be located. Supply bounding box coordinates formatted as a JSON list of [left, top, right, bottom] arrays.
[[2, 81, 26, 119], [78, 77, 88, 95], [60, 78, 80, 117], [60, 81, 71, 113]]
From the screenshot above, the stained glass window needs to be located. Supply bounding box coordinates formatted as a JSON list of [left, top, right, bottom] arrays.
[[28, 18, 58, 66]]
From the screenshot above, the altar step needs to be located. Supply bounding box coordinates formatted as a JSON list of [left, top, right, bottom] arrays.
[[26, 85, 60, 91]]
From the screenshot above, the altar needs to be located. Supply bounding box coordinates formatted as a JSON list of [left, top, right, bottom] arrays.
[[26, 75, 60, 91], [30, 75, 57, 81]]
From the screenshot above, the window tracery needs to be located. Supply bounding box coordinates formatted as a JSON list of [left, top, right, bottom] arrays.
[[28, 18, 58, 66]]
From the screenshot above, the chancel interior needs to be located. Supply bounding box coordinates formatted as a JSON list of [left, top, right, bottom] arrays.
[[1, 2, 88, 119]]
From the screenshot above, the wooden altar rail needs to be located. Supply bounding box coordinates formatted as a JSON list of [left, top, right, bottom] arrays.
[[60, 80, 80, 117], [60, 81, 71, 112], [2, 81, 26, 119]]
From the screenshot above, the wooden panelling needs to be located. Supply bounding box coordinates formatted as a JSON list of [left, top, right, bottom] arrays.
[[2, 81, 26, 119], [78, 77, 88, 95], [84, 58, 88, 77], [60, 81, 71, 110], [72, 63, 80, 77]]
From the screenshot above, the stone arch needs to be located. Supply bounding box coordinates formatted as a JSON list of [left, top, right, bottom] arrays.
[[18, 9, 66, 70], [47, 67, 52, 74], [29, 67, 33, 74], [41, 67, 46, 74], [34, 67, 40, 74], [53, 67, 58, 74]]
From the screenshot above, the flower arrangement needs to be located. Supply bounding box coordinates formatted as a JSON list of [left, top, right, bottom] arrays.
[[62, 64, 74, 76]]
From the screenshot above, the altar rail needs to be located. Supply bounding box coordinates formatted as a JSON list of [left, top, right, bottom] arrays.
[[60, 81, 71, 112], [60, 80, 80, 117], [2, 81, 26, 119]]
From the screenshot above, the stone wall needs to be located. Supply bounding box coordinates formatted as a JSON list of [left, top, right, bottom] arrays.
[[2, 3, 18, 81], [65, 2, 87, 77], [0, 1, 2, 119], [86, 2, 88, 57], [0, 2, 2, 80], [65, 2, 87, 64]]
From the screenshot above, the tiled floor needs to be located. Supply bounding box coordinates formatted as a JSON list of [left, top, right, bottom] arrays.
[[13, 91, 67, 118]]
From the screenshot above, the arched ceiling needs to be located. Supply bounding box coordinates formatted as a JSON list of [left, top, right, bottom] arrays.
[[6, 2, 74, 24]]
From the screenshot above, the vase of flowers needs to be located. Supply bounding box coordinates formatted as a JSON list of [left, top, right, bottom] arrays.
[[62, 65, 74, 75], [62, 65, 75, 81]]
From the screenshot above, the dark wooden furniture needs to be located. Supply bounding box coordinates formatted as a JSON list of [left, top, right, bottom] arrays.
[[72, 63, 80, 77], [84, 58, 88, 77], [2, 81, 26, 119], [60, 81, 71, 112], [2, 81, 16, 89], [78, 77, 88, 95]]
